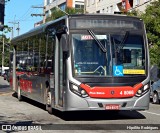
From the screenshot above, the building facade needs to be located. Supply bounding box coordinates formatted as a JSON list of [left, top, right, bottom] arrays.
[[42, 0, 154, 23], [86, 0, 123, 14], [86, 0, 153, 14], [131, 0, 153, 12], [43, 0, 84, 23]]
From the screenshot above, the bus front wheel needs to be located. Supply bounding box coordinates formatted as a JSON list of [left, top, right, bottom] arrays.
[[152, 92, 159, 104]]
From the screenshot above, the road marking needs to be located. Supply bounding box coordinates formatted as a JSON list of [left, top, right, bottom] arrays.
[[143, 111, 160, 116]]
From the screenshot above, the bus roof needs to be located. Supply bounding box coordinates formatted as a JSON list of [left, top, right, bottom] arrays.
[[68, 14, 141, 21], [11, 14, 141, 44], [11, 15, 67, 44]]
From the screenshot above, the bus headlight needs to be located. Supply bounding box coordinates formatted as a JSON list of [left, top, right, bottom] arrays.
[[70, 83, 89, 98], [135, 84, 150, 97]]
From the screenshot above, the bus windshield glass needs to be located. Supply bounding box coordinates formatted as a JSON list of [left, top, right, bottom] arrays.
[[72, 31, 145, 77]]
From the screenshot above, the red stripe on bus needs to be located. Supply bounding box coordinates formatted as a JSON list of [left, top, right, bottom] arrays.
[[80, 83, 143, 98], [19, 79, 32, 93]]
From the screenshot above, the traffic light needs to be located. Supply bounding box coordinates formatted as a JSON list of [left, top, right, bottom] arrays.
[[0, 0, 5, 31]]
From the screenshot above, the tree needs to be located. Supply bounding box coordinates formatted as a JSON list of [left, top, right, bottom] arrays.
[[0, 0, 12, 67], [125, 0, 160, 68], [46, 7, 84, 22], [0, 33, 11, 67], [1, 25, 13, 66], [140, 0, 160, 68]]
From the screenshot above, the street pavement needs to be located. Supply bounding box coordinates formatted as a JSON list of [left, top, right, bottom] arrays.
[[0, 77, 160, 133]]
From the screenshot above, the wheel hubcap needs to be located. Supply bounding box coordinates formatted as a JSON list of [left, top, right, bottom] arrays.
[[153, 94, 157, 103]]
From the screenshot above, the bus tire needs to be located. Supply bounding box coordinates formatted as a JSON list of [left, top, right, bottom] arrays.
[[17, 82, 22, 101], [46, 89, 52, 114], [152, 92, 159, 104]]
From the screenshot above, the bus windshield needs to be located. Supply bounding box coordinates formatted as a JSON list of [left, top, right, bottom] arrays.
[[72, 31, 145, 77]]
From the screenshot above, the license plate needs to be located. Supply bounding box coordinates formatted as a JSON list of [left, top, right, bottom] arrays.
[[105, 104, 120, 110]]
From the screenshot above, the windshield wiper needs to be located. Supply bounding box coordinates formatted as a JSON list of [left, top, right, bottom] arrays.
[[87, 30, 107, 53], [119, 31, 129, 49], [114, 31, 129, 53]]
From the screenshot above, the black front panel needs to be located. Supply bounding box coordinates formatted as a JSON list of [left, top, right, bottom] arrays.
[[75, 76, 146, 87]]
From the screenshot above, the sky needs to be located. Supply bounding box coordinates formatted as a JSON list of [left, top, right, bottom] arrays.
[[4, 0, 43, 38]]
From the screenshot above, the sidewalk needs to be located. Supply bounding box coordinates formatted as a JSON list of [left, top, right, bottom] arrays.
[[0, 76, 11, 94]]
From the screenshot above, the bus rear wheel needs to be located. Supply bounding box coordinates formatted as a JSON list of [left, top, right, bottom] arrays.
[[17, 82, 22, 101], [46, 89, 52, 114]]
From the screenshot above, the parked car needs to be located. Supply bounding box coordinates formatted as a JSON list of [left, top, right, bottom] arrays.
[[150, 79, 160, 104]]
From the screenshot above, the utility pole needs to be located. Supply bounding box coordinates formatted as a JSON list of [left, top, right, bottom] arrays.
[[16, 22, 20, 36], [31, 5, 45, 24], [2, 34, 4, 72], [31, 6, 45, 17], [8, 21, 20, 37], [11, 27, 13, 39]]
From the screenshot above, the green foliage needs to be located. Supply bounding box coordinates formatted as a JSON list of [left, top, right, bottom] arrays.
[[125, 9, 141, 17], [126, 0, 160, 68], [0, 34, 11, 67], [46, 7, 84, 22], [3, 25, 12, 34], [140, 0, 160, 68]]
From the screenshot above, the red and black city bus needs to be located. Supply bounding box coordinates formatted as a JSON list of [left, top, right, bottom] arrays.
[[10, 14, 150, 113]]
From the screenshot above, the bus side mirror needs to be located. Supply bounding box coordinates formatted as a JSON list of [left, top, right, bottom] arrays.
[[151, 81, 154, 85], [60, 34, 69, 52]]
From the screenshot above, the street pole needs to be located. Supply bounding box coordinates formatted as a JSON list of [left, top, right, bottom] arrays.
[[84, 0, 86, 14], [9, 21, 20, 37], [2, 35, 4, 72], [11, 27, 13, 39], [13, 46, 16, 91], [16, 22, 20, 36]]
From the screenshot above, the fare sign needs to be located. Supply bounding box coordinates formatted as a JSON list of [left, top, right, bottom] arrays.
[[81, 35, 93, 40]]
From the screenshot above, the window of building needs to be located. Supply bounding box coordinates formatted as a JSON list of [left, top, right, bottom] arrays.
[[75, 4, 80, 8], [135, 0, 140, 6], [106, 7, 109, 13], [102, 8, 105, 13], [75, 4, 84, 9], [96, 10, 100, 13], [47, 0, 50, 5], [59, 3, 66, 11]]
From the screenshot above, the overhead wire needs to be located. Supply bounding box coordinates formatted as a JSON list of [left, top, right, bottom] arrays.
[[14, 3, 44, 22]]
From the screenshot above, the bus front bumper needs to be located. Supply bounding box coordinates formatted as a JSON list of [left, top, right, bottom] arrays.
[[65, 90, 150, 111]]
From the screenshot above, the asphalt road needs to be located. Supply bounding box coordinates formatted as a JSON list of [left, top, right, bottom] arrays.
[[0, 77, 160, 133]]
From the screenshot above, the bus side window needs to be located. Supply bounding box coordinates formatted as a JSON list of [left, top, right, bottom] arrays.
[[40, 35, 46, 73], [46, 33, 55, 73], [33, 37, 39, 73], [27, 40, 34, 72]]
